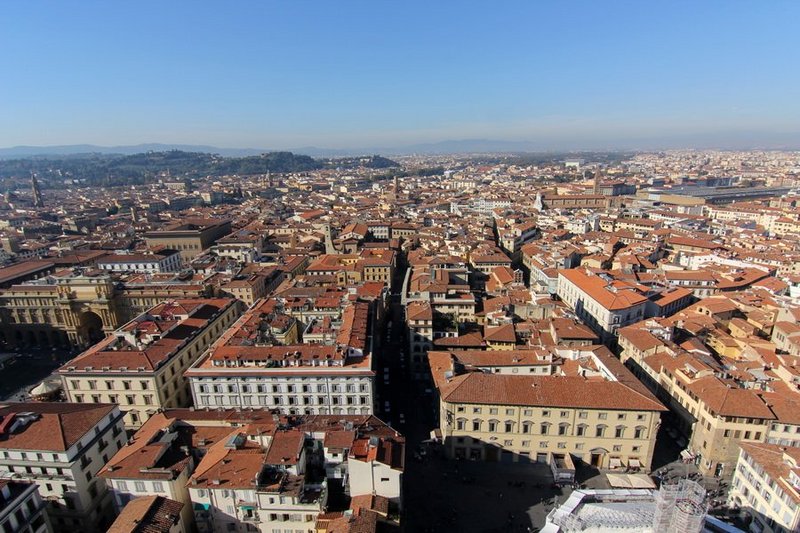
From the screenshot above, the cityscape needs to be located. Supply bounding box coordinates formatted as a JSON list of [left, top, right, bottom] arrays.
[[2, 3, 800, 533]]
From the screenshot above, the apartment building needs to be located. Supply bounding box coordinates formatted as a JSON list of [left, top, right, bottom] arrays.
[[406, 301, 433, 381], [98, 412, 199, 530], [100, 408, 403, 533], [729, 443, 800, 533], [664, 270, 718, 298], [0, 403, 126, 533], [305, 250, 396, 288], [497, 220, 539, 260], [622, 340, 775, 477], [59, 298, 242, 428], [405, 263, 475, 317], [469, 251, 512, 290], [0, 481, 50, 533], [429, 347, 666, 470], [213, 229, 265, 263], [144, 219, 232, 261], [186, 301, 375, 415], [521, 242, 583, 294], [557, 268, 648, 342], [96, 250, 182, 274], [619, 319, 800, 478]]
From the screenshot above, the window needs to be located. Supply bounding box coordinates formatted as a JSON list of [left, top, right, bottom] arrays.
[[596, 425, 606, 438], [558, 423, 569, 436], [560, 411, 568, 418], [456, 406, 465, 413], [506, 408, 515, 415], [489, 408, 498, 415], [117, 481, 128, 491], [472, 407, 482, 414], [152, 481, 163, 492], [134, 481, 146, 492], [542, 410, 550, 417], [615, 426, 625, 438], [472, 420, 482, 431], [505, 421, 514, 433], [598, 413, 607, 420], [540, 423, 549, 435], [634, 426, 645, 439], [576, 424, 587, 436], [456, 419, 466, 431], [488, 420, 499, 432]]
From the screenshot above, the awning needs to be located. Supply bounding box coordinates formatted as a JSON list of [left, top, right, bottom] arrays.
[[239, 505, 256, 510], [629, 458, 641, 468], [609, 458, 622, 469], [193, 503, 210, 511], [430, 429, 442, 441], [680, 449, 693, 460], [606, 473, 657, 489]]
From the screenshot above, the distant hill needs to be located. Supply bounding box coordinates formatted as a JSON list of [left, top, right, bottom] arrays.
[[0, 150, 409, 187], [326, 155, 399, 169], [0, 143, 270, 159], [0, 150, 324, 186]]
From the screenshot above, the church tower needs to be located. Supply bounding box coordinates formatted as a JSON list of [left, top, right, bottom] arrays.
[[593, 168, 602, 195], [31, 173, 44, 207]]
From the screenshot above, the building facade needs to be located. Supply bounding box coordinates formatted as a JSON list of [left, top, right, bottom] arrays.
[[0, 403, 126, 533], [59, 298, 241, 428]]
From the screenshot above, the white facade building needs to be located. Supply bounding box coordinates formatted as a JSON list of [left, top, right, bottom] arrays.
[[0, 403, 126, 533]]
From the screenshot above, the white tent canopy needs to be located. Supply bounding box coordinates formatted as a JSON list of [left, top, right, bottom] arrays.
[[606, 473, 657, 489]]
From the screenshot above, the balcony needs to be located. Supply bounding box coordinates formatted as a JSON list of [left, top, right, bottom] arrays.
[[240, 508, 261, 523]]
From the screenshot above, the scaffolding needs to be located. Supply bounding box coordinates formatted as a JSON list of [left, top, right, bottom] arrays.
[[652, 479, 706, 533]]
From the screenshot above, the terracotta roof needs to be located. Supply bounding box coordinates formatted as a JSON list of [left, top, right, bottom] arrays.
[[738, 442, 800, 505], [439, 373, 665, 412], [559, 269, 648, 310], [107, 495, 184, 533], [0, 402, 117, 451]]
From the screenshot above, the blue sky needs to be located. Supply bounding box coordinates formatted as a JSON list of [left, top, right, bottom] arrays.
[[1, 1, 799, 150]]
